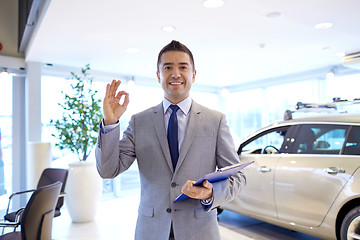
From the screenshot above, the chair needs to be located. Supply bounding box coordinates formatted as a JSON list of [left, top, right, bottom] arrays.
[[0, 181, 62, 240], [4, 168, 68, 223]]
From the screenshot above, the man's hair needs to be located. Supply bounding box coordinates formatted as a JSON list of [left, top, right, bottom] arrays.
[[157, 40, 195, 72]]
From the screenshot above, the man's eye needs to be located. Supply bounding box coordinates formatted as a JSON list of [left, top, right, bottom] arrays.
[[164, 66, 171, 70], [180, 66, 188, 70]]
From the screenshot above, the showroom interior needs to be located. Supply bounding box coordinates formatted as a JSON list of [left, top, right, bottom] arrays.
[[1, 0, 360, 239]]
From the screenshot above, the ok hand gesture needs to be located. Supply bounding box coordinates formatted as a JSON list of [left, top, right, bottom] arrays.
[[103, 80, 129, 125]]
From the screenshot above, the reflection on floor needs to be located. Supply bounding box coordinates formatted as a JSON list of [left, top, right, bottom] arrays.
[[52, 163, 323, 239], [52, 195, 323, 240], [217, 210, 324, 240]]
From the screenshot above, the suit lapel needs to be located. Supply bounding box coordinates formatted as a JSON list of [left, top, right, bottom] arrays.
[[174, 101, 201, 175], [153, 103, 174, 172]]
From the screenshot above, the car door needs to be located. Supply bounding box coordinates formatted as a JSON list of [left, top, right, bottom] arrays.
[[232, 126, 290, 219], [274, 124, 355, 227]]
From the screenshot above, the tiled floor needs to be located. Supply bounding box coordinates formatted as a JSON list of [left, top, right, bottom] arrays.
[[52, 194, 253, 240], [51, 163, 322, 240], [52, 194, 323, 240]]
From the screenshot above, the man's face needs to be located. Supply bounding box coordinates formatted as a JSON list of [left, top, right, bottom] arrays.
[[157, 51, 196, 104]]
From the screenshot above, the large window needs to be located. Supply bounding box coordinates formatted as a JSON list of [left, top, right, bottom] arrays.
[[0, 73, 13, 209], [41, 74, 219, 198], [326, 73, 360, 113], [39, 69, 360, 198], [226, 79, 322, 147]]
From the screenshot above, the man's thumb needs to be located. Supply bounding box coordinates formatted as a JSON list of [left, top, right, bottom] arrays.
[[203, 180, 213, 189]]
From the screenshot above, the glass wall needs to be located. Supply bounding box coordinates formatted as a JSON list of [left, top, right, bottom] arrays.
[[226, 73, 360, 148], [226, 79, 322, 147], [41, 74, 219, 197], [0, 73, 13, 209], [326, 73, 360, 113], [40, 70, 360, 198]]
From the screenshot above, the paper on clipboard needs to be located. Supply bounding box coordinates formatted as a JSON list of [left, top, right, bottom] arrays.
[[173, 161, 254, 203]]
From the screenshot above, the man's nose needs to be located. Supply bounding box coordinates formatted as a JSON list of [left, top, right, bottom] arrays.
[[171, 68, 181, 78]]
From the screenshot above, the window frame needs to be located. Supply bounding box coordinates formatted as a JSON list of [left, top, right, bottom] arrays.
[[237, 125, 292, 155]]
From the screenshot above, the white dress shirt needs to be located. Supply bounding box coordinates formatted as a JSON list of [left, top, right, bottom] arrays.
[[162, 97, 192, 152]]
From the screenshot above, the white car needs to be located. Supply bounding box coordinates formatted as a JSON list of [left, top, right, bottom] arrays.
[[220, 102, 360, 240]]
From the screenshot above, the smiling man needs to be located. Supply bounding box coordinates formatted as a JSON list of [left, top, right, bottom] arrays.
[[96, 40, 246, 240]]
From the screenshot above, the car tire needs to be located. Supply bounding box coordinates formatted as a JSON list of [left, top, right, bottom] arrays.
[[340, 206, 360, 240]]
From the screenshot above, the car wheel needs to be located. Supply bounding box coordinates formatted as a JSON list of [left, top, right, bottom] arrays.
[[340, 206, 360, 240]]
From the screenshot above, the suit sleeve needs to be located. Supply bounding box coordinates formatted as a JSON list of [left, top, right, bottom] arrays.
[[207, 114, 246, 211], [95, 116, 137, 179]]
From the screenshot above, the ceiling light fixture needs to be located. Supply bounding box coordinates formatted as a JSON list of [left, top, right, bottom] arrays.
[[314, 22, 333, 30], [128, 76, 136, 87], [258, 43, 266, 49], [336, 51, 346, 57], [0, 68, 9, 79], [326, 68, 336, 80], [322, 46, 331, 52], [265, 12, 282, 19], [220, 87, 230, 97], [203, 0, 224, 8], [162, 25, 176, 32]]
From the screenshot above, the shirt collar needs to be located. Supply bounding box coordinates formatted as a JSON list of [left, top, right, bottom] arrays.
[[163, 97, 192, 115]]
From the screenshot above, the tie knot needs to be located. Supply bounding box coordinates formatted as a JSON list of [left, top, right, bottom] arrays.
[[170, 105, 179, 113]]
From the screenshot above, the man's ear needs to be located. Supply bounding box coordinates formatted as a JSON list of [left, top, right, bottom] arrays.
[[192, 70, 197, 83], [156, 71, 160, 83]]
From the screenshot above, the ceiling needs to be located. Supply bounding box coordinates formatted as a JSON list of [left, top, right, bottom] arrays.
[[25, 0, 360, 87]]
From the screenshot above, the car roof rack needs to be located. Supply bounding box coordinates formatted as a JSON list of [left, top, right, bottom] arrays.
[[284, 97, 360, 120]]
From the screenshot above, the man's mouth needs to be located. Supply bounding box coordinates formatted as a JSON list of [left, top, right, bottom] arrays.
[[169, 82, 183, 85]]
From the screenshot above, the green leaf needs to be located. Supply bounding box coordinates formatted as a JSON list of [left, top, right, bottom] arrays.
[[49, 64, 102, 161]]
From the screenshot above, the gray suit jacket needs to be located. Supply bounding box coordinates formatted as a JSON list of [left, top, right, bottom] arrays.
[[96, 101, 246, 240]]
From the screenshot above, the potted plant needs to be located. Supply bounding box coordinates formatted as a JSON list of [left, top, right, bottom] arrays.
[[51, 64, 103, 222]]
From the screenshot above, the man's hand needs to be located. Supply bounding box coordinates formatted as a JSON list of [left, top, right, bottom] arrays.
[[181, 180, 213, 200], [103, 80, 129, 125]]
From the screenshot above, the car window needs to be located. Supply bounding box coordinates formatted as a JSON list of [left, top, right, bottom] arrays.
[[239, 126, 289, 154], [289, 124, 348, 154], [343, 126, 360, 155]]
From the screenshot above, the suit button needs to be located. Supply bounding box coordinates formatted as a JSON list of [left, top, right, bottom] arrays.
[[166, 208, 172, 213], [171, 182, 177, 188]]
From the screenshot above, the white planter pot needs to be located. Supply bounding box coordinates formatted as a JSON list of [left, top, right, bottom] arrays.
[[65, 161, 103, 223]]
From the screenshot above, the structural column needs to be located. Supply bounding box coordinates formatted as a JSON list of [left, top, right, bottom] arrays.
[[25, 61, 42, 142]]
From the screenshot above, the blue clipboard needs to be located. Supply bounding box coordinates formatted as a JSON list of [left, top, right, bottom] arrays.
[[173, 161, 254, 203]]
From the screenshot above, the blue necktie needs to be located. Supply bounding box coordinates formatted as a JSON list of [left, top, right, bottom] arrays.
[[168, 105, 180, 169]]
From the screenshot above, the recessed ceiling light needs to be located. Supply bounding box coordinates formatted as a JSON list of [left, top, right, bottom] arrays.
[[258, 43, 266, 49], [314, 22, 333, 30], [265, 12, 282, 19], [203, 0, 224, 8], [281, 64, 293, 69], [0, 69, 9, 79], [161, 25, 176, 32], [125, 48, 140, 53], [326, 71, 335, 80]]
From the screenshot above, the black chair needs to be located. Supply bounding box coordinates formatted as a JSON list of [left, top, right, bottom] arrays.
[[4, 168, 68, 222], [0, 181, 62, 240]]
